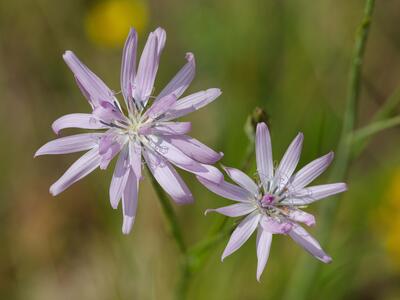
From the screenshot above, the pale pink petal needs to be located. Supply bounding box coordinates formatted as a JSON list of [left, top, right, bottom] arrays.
[[121, 28, 138, 109], [161, 88, 221, 121], [134, 29, 164, 104], [109, 147, 130, 209], [35, 133, 102, 157], [290, 152, 334, 191], [223, 166, 259, 195], [63, 51, 115, 107], [143, 94, 176, 120], [287, 209, 316, 226], [256, 226, 273, 281], [139, 122, 191, 136], [156, 52, 195, 100], [50, 148, 101, 196], [52, 113, 106, 134], [154, 27, 166, 57], [222, 212, 260, 261], [283, 183, 347, 205], [122, 168, 139, 234], [273, 132, 303, 192], [129, 141, 142, 180], [256, 123, 274, 192], [197, 176, 253, 203], [205, 203, 256, 217], [143, 149, 193, 204], [146, 135, 222, 183], [92, 101, 126, 124], [288, 224, 332, 263], [259, 216, 292, 234], [164, 135, 222, 164]]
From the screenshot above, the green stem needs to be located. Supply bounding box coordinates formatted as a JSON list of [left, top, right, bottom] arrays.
[[147, 166, 186, 254], [283, 0, 375, 299], [352, 115, 400, 144]]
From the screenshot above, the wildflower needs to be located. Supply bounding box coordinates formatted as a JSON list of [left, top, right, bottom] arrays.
[[199, 122, 347, 281], [35, 28, 223, 234]]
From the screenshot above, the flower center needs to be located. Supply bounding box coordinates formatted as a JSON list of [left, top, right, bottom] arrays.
[[260, 194, 275, 207]]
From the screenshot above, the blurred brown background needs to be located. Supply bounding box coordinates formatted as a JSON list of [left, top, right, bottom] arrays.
[[0, 0, 399, 299]]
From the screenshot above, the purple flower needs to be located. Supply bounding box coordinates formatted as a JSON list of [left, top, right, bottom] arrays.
[[198, 122, 347, 281], [35, 27, 223, 234]]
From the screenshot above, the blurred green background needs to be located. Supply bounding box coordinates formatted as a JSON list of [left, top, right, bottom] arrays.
[[1, 0, 400, 299]]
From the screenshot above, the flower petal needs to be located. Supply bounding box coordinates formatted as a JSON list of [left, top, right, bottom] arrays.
[[143, 94, 177, 120], [139, 122, 191, 136], [52, 113, 106, 134], [164, 135, 222, 164], [49, 147, 101, 196], [273, 132, 304, 192], [156, 52, 195, 100], [121, 28, 138, 110], [109, 147, 130, 209], [134, 28, 166, 105], [287, 209, 316, 226], [129, 140, 142, 180], [256, 226, 273, 281], [290, 152, 334, 191], [122, 168, 139, 234], [223, 166, 259, 196], [283, 183, 347, 205], [288, 224, 332, 263], [35, 133, 102, 157], [259, 216, 292, 234], [143, 149, 193, 204], [161, 88, 221, 121], [256, 123, 274, 192], [63, 51, 115, 108], [197, 176, 253, 203], [221, 212, 260, 261], [205, 203, 256, 217], [146, 135, 222, 183]]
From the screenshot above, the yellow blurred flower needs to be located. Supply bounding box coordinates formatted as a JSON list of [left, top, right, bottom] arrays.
[[377, 168, 400, 270], [85, 0, 149, 48]]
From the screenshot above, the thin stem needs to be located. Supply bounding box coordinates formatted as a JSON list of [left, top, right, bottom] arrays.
[[352, 115, 400, 144], [147, 166, 187, 254], [283, 1, 375, 299]]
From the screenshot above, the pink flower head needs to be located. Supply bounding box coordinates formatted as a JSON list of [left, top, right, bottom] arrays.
[[200, 122, 347, 281], [35, 28, 223, 234]]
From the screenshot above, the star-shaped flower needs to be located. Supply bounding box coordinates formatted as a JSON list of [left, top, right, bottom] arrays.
[[36, 28, 223, 234], [198, 122, 347, 281]]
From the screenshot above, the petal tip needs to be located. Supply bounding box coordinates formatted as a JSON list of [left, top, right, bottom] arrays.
[[322, 255, 332, 263]]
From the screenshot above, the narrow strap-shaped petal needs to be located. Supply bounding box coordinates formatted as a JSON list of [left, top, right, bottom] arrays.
[[290, 152, 334, 191], [161, 88, 221, 121], [143, 94, 176, 120], [122, 168, 139, 234], [273, 132, 304, 192], [92, 101, 127, 124], [259, 216, 293, 234], [197, 176, 253, 203], [35, 133, 102, 157], [256, 226, 273, 281], [146, 135, 222, 183], [154, 27, 166, 57], [282, 182, 347, 205], [223, 166, 259, 196], [256, 123, 274, 192], [50, 147, 101, 196], [134, 29, 164, 105], [288, 224, 332, 263], [139, 122, 191, 136], [143, 149, 193, 204], [63, 51, 115, 107], [163, 135, 222, 164], [129, 140, 142, 180], [156, 52, 195, 100], [221, 212, 260, 261], [287, 209, 316, 226], [109, 147, 130, 209], [121, 28, 138, 110], [52, 113, 106, 134], [205, 202, 256, 217]]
